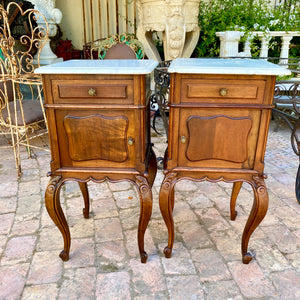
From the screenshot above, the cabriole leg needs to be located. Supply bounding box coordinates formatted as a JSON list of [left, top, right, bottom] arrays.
[[78, 182, 90, 219], [136, 176, 153, 263], [159, 172, 177, 258], [45, 176, 70, 261], [230, 181, 243, 221], [241, 175, 269, 264]]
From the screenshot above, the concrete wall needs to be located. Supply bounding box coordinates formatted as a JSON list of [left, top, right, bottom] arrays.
[[56, 0, 85, 49]]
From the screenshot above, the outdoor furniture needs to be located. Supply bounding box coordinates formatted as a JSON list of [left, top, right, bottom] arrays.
[[0, 2, 49, 177], [35, 59, 158, 263], [273, 80, 300, 203], [159, 58, 291, 264]]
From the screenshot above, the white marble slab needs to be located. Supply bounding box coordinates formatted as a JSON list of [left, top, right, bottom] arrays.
[[35, 59, 158, 74], [168, 58, 292, 76]]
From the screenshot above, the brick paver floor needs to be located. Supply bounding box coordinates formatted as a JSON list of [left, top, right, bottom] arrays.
[[0, 118, 300, 299]]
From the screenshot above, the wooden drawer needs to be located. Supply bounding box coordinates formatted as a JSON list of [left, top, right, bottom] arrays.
[[180, 78, 266, 104], [52, 79, 134, 104]]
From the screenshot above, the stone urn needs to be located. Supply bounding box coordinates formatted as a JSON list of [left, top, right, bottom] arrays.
[[136, 0, 201, 61]]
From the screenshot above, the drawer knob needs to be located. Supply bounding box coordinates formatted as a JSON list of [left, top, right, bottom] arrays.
[[88, 88, 96, 96], [128, 137, 134, 146], [180, 136, 187, 144], [219, 88, 228, 96]]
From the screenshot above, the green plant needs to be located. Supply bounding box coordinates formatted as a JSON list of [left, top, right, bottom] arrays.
[[195, 0, 300, 58]]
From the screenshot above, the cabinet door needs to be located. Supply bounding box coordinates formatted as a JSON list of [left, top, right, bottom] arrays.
[[175, 108, 264, 169], [53, 109, 138, 169]]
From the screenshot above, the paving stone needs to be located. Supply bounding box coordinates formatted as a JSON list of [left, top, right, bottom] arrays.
[[0, 181, 18, 197], [209, 230, 242, 262], [203, 280, 242, 300], [191, 248, 231, 282], [0, 197, 17, 213], [262, 224, 299, 254], [114, 189, 139, 209], [18, 181, 41, 195], [95, 217, 123, 242], [173, 201, 198, 223], [27, 251, 62, 284], [10, 218, 40, 236], [130, 256, 166, 294], [195, 207, 231, 232], [92, 198, 119, 219], [96, 240, 126, 266], [65, 238, 95, 268], [161, 243, 197, 275], [177, 221, 214, 249], [187, 192, 214, 209], [69, 217, 94, 238], [96, 271, 131, 300], [175, 180, 198, 192], [124, 228, 156, 258], [0, 234, 7, 256], [166, 275, 204, 299], [270, 270, 300, 299], [119, 207, 140, 230], [228, 261, 276, 298], [107, 181, 132, 192], [2, 235, 36, 265], [253, 239, 291, 272], [0, 264, 29, 300], [0, 213, 14, 235], [22, 284, 59, 300], [16, 194, 42, 217], [59, 267, 96, 299], [37, 226, 65, 252]]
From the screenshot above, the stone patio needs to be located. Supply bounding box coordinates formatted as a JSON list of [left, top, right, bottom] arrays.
[[0, 118, 300, 299]]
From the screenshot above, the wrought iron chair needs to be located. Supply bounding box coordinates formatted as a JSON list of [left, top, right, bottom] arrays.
[[0, 2, 49, 176], [88, 34, 145, 60]]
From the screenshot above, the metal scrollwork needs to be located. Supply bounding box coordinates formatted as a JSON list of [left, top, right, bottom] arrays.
[[272, 80, 300, 204], [150, 61, 171, 136]]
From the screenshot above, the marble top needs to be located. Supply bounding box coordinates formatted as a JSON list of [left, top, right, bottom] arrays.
[[168, 58, 292, 76], [35, 59, 158, 74]]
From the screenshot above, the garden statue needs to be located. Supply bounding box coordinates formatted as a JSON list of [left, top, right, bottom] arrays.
[[136, 0, 200, 61]]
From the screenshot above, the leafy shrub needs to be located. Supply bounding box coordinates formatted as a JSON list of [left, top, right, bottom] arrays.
[[195, 0, 300, 58]]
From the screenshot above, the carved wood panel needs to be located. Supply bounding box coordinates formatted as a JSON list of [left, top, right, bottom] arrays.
[[63, 114, 129, 162], [186, 115, 252, 163]]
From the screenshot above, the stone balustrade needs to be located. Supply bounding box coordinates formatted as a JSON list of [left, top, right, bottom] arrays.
[[216, 31, 300, 67]]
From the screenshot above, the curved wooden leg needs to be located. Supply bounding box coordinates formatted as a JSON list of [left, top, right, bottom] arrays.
[[148, 146, 157, 188], [135, 175, 153, 263], [78, 182, 90, 219], [230, 181, 243, 221], [45, 176, 70, 261], [241, 175, 269, 264], [159, 172, 177, 258]]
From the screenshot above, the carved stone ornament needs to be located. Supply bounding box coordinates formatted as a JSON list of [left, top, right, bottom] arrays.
[[136, 0, 201, 61]]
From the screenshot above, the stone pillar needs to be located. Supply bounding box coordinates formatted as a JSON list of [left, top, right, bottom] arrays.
[[280, 35, 293, 66], [260, 36, 271, 59], [216, 31, 245, 57]]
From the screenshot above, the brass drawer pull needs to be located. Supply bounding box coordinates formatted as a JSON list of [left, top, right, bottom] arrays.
[[128, 137, 134, 146], [219, 88, 228, 96], [88, 88, 96, 97], [180, 136, 187, 144]]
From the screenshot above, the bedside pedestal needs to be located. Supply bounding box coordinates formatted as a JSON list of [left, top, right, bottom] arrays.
[[159, 58, 291, 263], [36, 59, 158, 263]]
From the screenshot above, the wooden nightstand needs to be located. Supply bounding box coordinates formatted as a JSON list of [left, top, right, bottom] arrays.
[[159, 58, 291, 264], [36, 59, 158, 263]]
